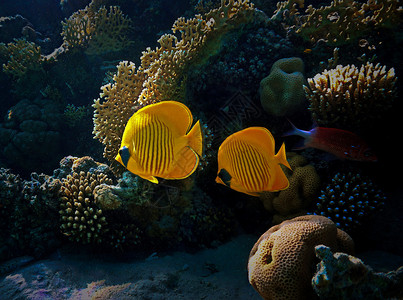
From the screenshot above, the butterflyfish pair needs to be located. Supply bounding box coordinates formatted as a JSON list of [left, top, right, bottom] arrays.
[[116, 101, 203, 184], [216, 127, 292, 197]]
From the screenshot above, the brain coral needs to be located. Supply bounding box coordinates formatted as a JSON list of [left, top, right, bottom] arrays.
[[259, 152, 320, 223], [259, 57, 306, 117], [248, 215, 354, 300]]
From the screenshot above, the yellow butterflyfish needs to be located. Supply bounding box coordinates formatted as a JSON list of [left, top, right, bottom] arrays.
[[216, 127, 291, 197], [116, 101, 203, 184]]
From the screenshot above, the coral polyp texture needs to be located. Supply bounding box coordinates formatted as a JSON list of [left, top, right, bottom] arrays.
[[248, 215, 354, 300], [92, 0, 256, 168], [312, 245, 403, 300], [59, 171, 112, 244], [61, 1, 132, 55], [259, 57, 306, 117], [312, 172, 385, 232], [259, 152, 320, 223], [273, 0, 403, 46], [305, 62, 397, 132]]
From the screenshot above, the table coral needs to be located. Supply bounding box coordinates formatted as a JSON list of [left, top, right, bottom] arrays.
[[312, 172, 386, 232], [305, 62, 397, 132], [312, 245, 403, 300], [259, 57, 306, 117], [248, 215, 354, 300], [92, 0, 256, 170], [259, 152, 320, 223]]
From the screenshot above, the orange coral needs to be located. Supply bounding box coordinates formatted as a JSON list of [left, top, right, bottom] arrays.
[[92, 0, 256, 170], [248, 215, 354, 300], [259, 152, 320, 223]]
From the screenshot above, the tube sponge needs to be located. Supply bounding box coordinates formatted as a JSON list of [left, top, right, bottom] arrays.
[[259, 57, 305, 116]]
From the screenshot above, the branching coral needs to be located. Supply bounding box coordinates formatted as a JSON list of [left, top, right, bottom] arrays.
[[92, 0, 256, 169], [305, 62, 397, 132], [61, 1, 132, 55], [273, 0, 403, 46], [259, 152, 320, 223], [312, 172, 386, 232], [248, 215, 354, 300], [0, 39, 44, 79], [59, 171, 111, 244]]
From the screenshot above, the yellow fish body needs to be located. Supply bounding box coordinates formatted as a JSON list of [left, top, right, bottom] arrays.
[[116, 101, 203, 184], [216, 127, 291, 196]]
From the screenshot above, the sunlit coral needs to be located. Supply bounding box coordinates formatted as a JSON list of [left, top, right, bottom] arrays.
[[92, 0, 256, 169], [305, 62, 397, 131]]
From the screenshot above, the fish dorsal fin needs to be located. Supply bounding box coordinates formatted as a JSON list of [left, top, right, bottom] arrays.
[[139, 101, 193, 136], [231, 127, 275, 156]]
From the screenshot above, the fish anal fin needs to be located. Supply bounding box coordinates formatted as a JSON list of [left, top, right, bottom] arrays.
[[229, 178, 260, 197], [138, 174, 159, 184], [267, 165, 289, 192], [165, 147, 199, 180]]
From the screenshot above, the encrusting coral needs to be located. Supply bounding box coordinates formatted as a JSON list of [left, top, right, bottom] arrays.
[[248, 215, 354, 300], [312, 245, 403, 300], [259, 57, 306, 117], [312, 172, 386, 232], [92, 0, 256, 170], [305, 62, 397, 132], [259, 152, 320, 223]]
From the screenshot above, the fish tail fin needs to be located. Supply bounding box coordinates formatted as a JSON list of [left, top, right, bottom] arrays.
[[283, 119, 311, 139], [276, 143, 292, 170], [187, 120, 203, 157]]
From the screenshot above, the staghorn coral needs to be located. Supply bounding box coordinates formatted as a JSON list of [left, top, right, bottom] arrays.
[[259, 152, 320, 223], [312, 245, 403, 300], [248, 215, 354, 300], [59, 171, 111, 244], [61, 1, 132, 55], [305, 62, 397, 132], [259, 57, 306, 117], [312, 172, 385, 232], [92, 0, 256, 170]]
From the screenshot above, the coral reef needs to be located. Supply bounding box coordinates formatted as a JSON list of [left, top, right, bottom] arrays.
[[312, 172, 386, 232], [312, 245, 403, 300], [0, 98, 63, 174], [305, 62, 397, 132], [0, 168, 61, 262], [59, 171, 111, 244], [259, 57, 306, 116], [0, 39, 45, 80], [61, 1, 133, 55], [248, 215, 354, 300], [259, 152, 320, 223], [92, 0, 256, 169], [272, 0, 403, 46]]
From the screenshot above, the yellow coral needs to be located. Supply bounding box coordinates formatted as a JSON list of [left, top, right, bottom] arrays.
[[305, 62, 397, 131], [259, 152, 320, 222], [59, 171, 112, 244], [248, 215, 354, 300], [259, 57, 306, 117], [61, 1, 132, 54], [0, 39, 44, 79], [92, 0, 256, 170]]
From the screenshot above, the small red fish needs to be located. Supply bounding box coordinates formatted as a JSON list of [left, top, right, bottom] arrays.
[[284, 122, 377, 162]]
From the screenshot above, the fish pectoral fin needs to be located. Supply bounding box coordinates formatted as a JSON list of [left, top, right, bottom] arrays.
[[165, 147, 199, 180]]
